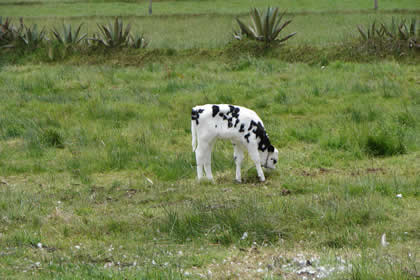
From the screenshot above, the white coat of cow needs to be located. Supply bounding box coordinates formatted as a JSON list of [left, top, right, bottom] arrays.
[[191, 104, 278, 182]]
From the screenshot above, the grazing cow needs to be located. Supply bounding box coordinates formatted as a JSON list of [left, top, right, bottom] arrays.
[[191, 104, 278, 182]]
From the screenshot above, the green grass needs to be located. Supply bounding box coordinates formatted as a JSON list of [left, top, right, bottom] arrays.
[[0, 58, 419, 279], [1, 0, 420, 279], [1, 0, 419, 17]]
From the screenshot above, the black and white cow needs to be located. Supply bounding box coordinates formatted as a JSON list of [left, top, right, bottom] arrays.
[[191, 104, 279, 182]]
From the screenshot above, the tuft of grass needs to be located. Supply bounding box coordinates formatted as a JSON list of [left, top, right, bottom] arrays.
[[158, 197, 285, 245], [41, 128, 65, 148], [363, 125, 407, 157]]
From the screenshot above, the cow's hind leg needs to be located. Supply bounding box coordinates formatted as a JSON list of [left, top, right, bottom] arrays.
[[233, 144, 245, 183], [195, 142, 214, 182]]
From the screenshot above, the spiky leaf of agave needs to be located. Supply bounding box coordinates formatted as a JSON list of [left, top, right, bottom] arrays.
[[262, 8, 270, 41], [52, 27, 63, 44], [73, 23, 87, 44], [233, 29, 243, 40], [98, 23, 112, 45], [277, 32, 297, 43], [381, 23, 394, 39], [236, 18, 254, 38], [268, 8, 279, 38], [371, 21, 376, 39], [272, 19, 293, 41], [398, 20, 408, 41], [250, 8, 263, 39], [409, 18, 415, 37]]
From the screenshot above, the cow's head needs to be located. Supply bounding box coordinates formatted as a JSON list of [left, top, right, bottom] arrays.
[[261, 145, 278, 169]]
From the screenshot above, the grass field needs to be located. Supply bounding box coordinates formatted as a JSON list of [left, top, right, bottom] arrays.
[[1, 0, 420, 279]]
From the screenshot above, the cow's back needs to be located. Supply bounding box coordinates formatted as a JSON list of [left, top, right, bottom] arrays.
[[192, 104, 264, 143]]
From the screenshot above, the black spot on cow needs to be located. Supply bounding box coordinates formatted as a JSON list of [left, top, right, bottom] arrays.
[[212, 105, 220, 117], [249, 121, 274, 152], [239, 124, 245, 133], [234, 119, 240, 128], [215, 125, 217, 128], [191, 108, 205, 125], [218, 112, 228, 120], [191, 109, 199, 124], [217, 105, 242, 129], [248, 120, 257, 131], [244, 133, 251, 143], [228, 105, 240, 118], [227, 118, 233, 128], [219, 112, 228, 120]]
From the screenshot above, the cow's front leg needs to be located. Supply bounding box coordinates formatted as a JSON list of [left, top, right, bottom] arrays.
[[247, 145, 265, 182], [233, 144, 245, 183]]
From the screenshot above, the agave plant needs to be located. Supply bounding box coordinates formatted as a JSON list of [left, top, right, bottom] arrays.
[[17, 23, 47, 47], [129, 33, 148, 49], [357, 21, 386, 41], [0, 17, 23, 47], [51, 23, 87, 46], [235, 7, 296, 44], [361, 18, 420, 50], [92, 17, 131, 48]]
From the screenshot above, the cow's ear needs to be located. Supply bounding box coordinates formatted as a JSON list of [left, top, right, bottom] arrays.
[[268, 145, 274, 153]]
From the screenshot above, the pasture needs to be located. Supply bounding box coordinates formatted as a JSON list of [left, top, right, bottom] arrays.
[[0, 0, 419, 279]]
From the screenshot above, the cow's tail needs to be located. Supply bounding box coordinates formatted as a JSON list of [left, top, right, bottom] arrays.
[[191, 119, 197, 152]]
